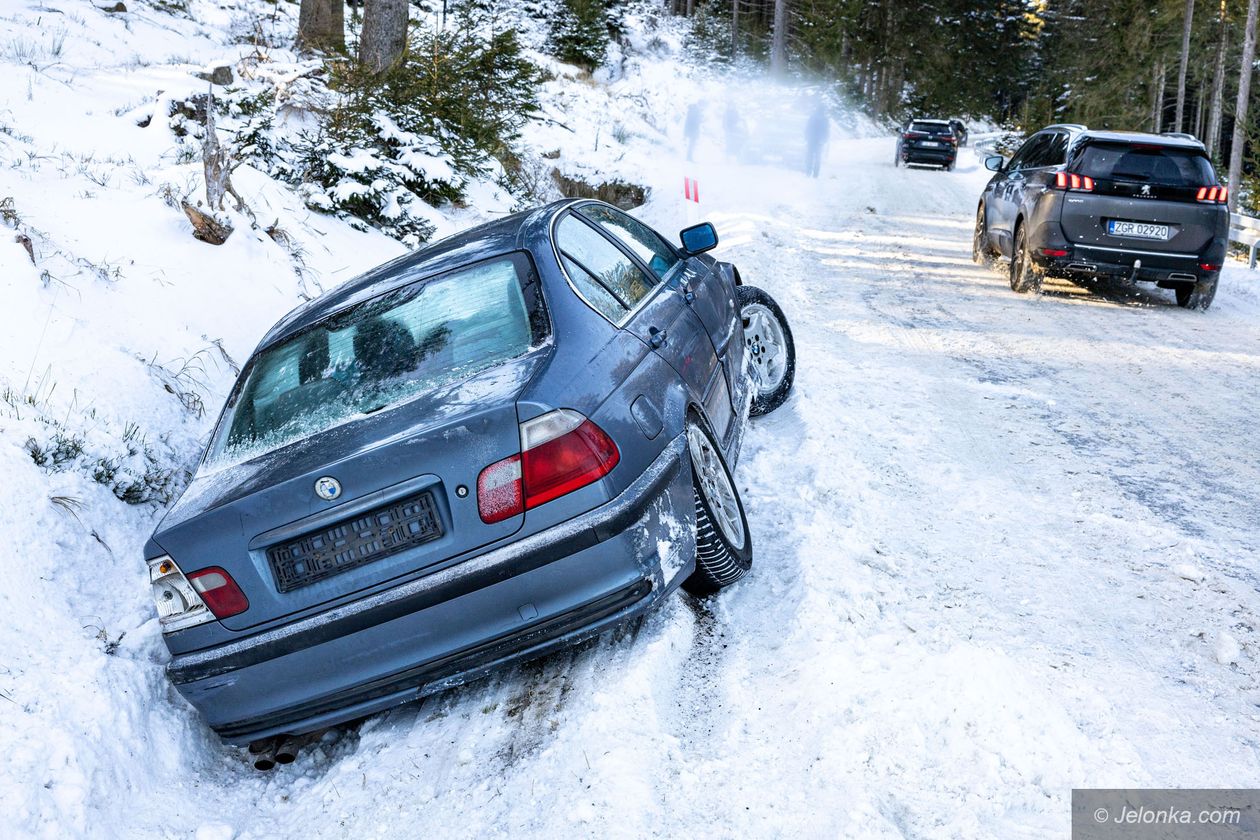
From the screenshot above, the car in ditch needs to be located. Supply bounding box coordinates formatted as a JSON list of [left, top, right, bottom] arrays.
[[143, 199, 796, 766], [895, 119, 959, 170], [972, 125, 1229, 309]]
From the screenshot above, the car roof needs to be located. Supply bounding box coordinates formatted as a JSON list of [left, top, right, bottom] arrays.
[[256, 199, 580, 351], [1058, 127, 1207, 152], [910, 119, 951, 125]]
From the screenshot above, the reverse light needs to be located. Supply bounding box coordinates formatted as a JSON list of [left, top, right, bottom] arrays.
[[477, 409, 620, 524], [1054, 172, 1094, 191], [148, 555, 214, 632], [187, 567, 249, 619], [1195, 186, 1228, 203]]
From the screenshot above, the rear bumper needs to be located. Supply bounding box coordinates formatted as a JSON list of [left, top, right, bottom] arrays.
[[168, 436, 693, 744], [1028, 225, 1227, 283], [902, 146, 955, 165]]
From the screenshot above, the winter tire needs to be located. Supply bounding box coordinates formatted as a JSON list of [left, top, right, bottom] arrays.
[[1176, 276, 1218, 311], [738, 284, 795, 417], [682, 418, 753, 597], [1009, 223, 1041, 294], [972, 204, 994, 267]]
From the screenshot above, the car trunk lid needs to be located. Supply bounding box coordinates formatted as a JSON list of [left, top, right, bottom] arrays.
[[152, 357, 543, 631]]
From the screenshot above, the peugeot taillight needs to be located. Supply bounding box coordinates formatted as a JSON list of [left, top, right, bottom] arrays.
[[477, 409, 620, 524], [1195, 186, 1228, 203], [187, 567, 249, 619], [1054, 172, 1094, 191]]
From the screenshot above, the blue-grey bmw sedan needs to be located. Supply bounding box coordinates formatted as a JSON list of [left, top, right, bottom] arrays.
[[144, 199, 796, 764]]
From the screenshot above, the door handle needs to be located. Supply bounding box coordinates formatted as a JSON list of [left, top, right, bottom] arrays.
[[680, 281, 695, 304], [648, 327, 667, 349]]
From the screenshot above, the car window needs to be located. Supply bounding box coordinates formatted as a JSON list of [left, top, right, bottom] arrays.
[[1075, 143, 1215, 185], [556, 214, 656, 318], [206, 255, 541, 468], [1043, 132, 1070, 167], [1013, 134, 1052, 169], [576, 205, 679, 280], [910, 121, 953, 135]]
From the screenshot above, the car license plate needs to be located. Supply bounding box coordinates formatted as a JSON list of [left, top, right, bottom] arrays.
[[921, 141, 941, 147], [1107, 220, 1170, 240]]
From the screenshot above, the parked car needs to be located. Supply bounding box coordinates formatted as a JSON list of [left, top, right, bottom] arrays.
[[144, 199, 796, 764], [972, 125, 1229, 309], [896, 119, 958, 170], [949, 119, 969, 147]]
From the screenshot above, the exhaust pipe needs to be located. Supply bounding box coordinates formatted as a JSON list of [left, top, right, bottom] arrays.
[[1067, 263, 1096, 273], [248, 738, 278, 772], [273, 735, 301, 765], [1168, 273, 1197, 282]]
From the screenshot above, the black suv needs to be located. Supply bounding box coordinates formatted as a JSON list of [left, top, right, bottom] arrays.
[[896, 119, 958, 170], [972, 125, 1229, 310]]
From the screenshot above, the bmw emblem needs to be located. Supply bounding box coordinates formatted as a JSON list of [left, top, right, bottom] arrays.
[[314, 476, 342, 501]]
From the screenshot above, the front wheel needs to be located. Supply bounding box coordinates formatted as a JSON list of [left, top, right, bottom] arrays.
[[682, 419, 753, 597], [972, 204, 994, 267], [738, 285, 796, 416]]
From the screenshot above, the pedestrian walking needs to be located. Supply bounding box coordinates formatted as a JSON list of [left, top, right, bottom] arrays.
[[805, 103, 830, 178]]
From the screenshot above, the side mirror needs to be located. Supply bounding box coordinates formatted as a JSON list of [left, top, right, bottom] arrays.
[[680, 222, 718, 255], [984, 155, 1005, 172]]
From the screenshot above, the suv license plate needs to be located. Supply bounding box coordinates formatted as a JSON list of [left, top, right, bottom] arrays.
[[1108, 220, 1170, 240]]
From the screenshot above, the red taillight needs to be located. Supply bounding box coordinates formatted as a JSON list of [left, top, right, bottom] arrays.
[[477, 410, 620, 523], [1196, 186, 1227, 203], [1055, 172, 1094, 191], [187, 567, 249, 619]]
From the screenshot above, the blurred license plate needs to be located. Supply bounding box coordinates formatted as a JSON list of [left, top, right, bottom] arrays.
[[1108, 220, 1169, 240], [921, 141, 941, 147]]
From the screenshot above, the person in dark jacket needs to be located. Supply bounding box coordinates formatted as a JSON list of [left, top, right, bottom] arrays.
[[684, 102, 703, 162], [805, 103, 830, 178]]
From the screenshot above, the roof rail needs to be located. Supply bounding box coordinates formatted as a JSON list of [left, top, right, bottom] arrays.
[[1044, 123, 1088, 132], [1160, 131, 1200, 141]]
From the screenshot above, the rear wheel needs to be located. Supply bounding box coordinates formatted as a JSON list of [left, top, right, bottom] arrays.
[[682, 419, 752, 597], [738, 285, 795, 416], [972, 205, 994, 266], [1009, 223, 1042, 294], [1176, 276, 1218, 310]]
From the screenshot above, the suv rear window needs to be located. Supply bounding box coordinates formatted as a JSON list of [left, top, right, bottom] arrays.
[[910, 121, 952, 135], [1075, 143, 1215, 186], [205, 254, 546, 468]]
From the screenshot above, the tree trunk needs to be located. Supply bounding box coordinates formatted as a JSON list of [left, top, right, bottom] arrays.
[[297, 0, 344, 52], [1207, 0, 1228, 157], [731, 0, 739, 54], [1227, 0, 1259, 212], [1152, 59, 1166, 132], [770, 0, 787, 74], [360, 0, 409, 74], [1175, 0, 1195, 131]]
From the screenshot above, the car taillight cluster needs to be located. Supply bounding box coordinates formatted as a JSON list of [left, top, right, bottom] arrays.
[[1054, 172, 1094, 191], [1195, 186, 1228, 203], [148, 555, 250, 630], [477, 409, 620, 524]]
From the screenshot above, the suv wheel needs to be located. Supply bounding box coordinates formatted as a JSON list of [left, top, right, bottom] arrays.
[[682, 418, 753, 597], [1009, 223, 1042, 294], [972, 205, 994, 267], [738, 285, 796, 416], [1175, 275, 1218, 311]]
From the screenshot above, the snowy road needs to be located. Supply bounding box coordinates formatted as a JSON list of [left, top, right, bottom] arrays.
[[114, 138, 1258, 840]]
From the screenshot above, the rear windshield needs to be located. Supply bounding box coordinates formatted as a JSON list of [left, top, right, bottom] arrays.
[[1075, 143, 1215, 185], [910, 121, 953, 135], [205, 254, 545, 469]]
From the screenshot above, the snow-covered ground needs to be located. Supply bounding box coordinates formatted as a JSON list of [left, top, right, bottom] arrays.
[[3, 2, 1260, 838]]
